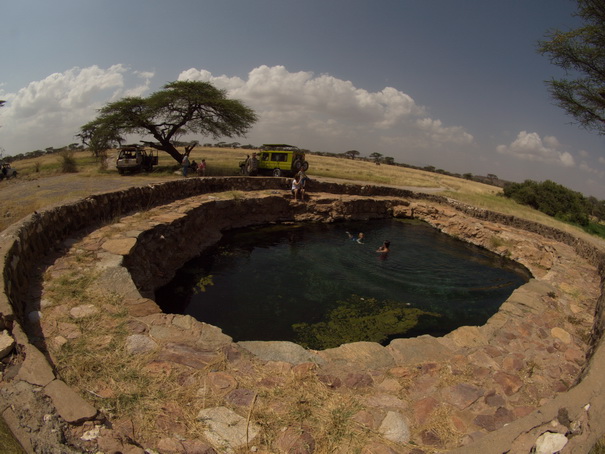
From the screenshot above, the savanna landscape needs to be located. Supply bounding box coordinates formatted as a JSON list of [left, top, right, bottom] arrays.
[[1, 146, 599, 238], [2, 146, 605, 453]]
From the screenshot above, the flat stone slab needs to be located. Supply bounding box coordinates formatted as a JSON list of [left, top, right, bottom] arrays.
[[16, 344, 55, 387], [387, 335, 453, 365], [93, 266, 141, 300], [319, 341, 395, 369], [0, 330, 15, 359], [155, 342, 223, 369], [239, 340, 322, 365], [197, 406, 260, 452], [101, 237, 137, 255], [44, 379, 97, 424], [378, 411, 410, 443]]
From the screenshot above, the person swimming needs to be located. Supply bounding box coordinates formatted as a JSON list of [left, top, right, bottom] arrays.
[[376, 240, 390, 253], [346, 231, 364, 243]]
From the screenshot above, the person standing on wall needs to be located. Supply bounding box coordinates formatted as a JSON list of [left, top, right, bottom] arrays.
[[247, 152, 259, 176], [240, 155, 250, 175], [182, 153, 190, 177], [296, 168, 308, 200]]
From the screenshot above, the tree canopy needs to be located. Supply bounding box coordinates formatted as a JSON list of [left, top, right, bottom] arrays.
[[78, 81, 257, 162], [369, 152, 383, 163], [344, 150, 360, 160], [538, 0, 605, 134]]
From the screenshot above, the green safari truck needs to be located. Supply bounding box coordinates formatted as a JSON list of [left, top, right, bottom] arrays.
[[258, 144, 309, 177]]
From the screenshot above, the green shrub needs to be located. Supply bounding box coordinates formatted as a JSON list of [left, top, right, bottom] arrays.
[[583, 221, 605, 239], [58, 150, 77, 173], [503, 179, 590, 226]]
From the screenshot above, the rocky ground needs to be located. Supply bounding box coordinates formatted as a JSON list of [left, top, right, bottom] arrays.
[[0, 186, 597, 453]]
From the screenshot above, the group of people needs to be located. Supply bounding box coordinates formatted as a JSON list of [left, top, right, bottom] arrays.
[[181, 154, 206, 177], [347, 231, 390, 255]]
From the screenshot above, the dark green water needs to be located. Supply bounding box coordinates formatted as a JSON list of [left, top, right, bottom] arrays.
[[155, 219, 530, 349]]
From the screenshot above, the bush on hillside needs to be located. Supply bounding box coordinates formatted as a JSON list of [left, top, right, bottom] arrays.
[[59, 150, 78, 173], [503, 179, 589, 226]]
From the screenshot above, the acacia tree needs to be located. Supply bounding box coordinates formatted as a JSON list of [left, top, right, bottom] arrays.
[[344, 150, 360, 160], [369, 152, 383, 163], [78, 81, 257, 162], [538, 0, 605, 134]]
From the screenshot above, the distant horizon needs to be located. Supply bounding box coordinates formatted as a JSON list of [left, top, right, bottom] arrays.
[[0, 142, 545, 198], [3, 1, 605, 197]]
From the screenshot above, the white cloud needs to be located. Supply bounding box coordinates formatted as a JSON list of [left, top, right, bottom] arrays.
[[580, 161, 605, 178], [178, 65, 473, 153], [8, 65, 126, 117], [496, 131, 575, 168], [415, 118, 474, 145], [0, 65, 152, 152], [0, 64, 473, 158]]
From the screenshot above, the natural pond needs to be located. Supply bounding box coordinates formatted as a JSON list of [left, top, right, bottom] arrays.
[[156, 219, 531, 349]]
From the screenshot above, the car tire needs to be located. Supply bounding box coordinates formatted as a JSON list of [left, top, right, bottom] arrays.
[[302, 161, 309, 171], [294, 160, 303, 171], [272, 168, 282, 177]]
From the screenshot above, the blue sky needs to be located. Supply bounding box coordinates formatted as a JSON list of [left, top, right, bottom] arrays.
[[2, 0, 605, 197]]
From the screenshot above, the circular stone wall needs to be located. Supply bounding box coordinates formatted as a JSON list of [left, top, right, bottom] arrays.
[[1, 177, 605, 453]]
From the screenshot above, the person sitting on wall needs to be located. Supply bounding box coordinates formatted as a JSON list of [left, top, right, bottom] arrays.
[[291, 175, 302, 201]]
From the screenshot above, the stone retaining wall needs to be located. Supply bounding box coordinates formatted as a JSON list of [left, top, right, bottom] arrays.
[[1, 176, 605, 452]]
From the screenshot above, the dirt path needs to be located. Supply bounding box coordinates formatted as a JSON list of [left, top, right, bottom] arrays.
[[0, 173, 181, 232]]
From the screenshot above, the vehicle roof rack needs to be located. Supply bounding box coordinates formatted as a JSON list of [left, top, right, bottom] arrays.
[[261, 144, 300, 150]]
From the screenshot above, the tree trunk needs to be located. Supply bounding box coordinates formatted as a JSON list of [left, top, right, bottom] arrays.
[[148, 141, 183, 164]]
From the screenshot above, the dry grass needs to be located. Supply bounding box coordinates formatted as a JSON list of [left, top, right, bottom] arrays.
[[234, 369, 372, 453], [421, 404, 464, 447], [7, 145, 605, 451], [308, 154, 473, 191], [0, 146, 594, 241], [44, 263, 206, 444], [41, 228, 378, 451]]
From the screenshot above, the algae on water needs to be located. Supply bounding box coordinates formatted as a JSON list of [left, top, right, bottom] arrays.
[[293, 295, 441, 350], [194, 275, 214, 293]]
